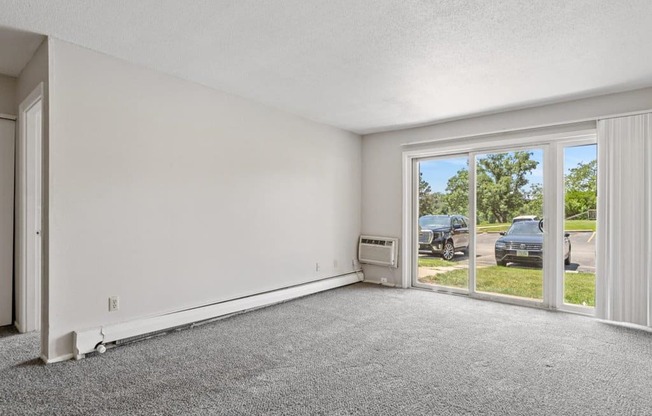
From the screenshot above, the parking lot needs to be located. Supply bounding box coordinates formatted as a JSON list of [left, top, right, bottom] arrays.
[[422, 231, 595, 272]]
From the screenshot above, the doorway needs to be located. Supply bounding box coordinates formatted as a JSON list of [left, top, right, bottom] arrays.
[[15, 83, 43, 333], [415, 155, 470, 293], [0, 116, 15, 328], [406, 131, 597, 313], [473, 147, 546, 303]]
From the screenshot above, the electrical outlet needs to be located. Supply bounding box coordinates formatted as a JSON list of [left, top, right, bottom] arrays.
[[315, 262, 320, 272], [333, 259, 338, 269], [109, 296, 120, 312], [380, 278, 388, 284]]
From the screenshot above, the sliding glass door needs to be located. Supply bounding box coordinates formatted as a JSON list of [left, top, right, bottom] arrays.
[[411, 134, 597, 314], [561, 143, 597, 310], [416, 156, 470, 293], [474, 148, 545, 302]]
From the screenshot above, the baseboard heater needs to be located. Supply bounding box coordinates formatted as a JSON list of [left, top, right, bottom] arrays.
[[73, 272, 362, 360]]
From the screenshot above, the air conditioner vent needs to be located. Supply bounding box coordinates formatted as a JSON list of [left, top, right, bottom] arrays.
[[358, 235, 398, 268], [360, 238, 393, 246]]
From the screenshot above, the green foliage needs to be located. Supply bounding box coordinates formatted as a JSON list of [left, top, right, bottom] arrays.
[[418, 153, 596, 224], [476, 220, 596, 233], [476, 152, 538, 223], [444, 169, 469, 216], [522, 183, 543, 218], [425, 152, 540, 223], [564, 220, 596, 231], [419, 172, 437, 215], [418, 266, 595, 306], [417, 257, 455, 268], [566, 160, 597, 193], [420, 173, 452, 216], [564, 272, 596, 306], [565, 160, 597, 218]]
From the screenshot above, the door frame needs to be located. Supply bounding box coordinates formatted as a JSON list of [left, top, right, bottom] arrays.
[[15, 83, 44, 333], [554, 137, 598, 314], [411, 153, 473, 295], [402, 128, 596, 312]]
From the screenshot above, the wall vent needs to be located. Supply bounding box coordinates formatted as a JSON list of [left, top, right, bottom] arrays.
[[358, 235, 398, 268]]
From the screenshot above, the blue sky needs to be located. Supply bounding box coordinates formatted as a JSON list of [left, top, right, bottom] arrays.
[[421, 144, 596, 193]]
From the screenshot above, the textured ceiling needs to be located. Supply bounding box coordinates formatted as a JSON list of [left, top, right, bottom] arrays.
[[0, 25, 44, 76], [1, 0, 652, 133]]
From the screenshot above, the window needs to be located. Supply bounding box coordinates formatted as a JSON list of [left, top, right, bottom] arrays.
[[408, 131, 597, 313]]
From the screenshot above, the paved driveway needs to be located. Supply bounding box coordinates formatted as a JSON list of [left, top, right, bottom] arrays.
[[422, 231, 596, 273]]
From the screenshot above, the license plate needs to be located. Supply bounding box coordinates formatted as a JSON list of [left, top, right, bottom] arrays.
[[516, 250, 529, 257]]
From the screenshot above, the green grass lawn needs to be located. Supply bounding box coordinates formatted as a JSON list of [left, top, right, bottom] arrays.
[[419, 266, 595, 306], [476, 220, 596, 233], [417, 257, 456, 268], [476, 223, 511, 232], [563, 220, 596, 231]]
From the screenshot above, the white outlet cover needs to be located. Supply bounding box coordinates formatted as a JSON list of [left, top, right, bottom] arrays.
[[109, 296, 120, 312]]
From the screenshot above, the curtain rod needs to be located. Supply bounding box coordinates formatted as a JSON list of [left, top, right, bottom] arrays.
[[0, 113, 17, 121], [596, 109, 652, 122]]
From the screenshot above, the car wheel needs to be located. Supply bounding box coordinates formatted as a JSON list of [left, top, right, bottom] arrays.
[[442, 241, 455, 261], [497, 260, 507, 266], [565, 248, 571, 266]]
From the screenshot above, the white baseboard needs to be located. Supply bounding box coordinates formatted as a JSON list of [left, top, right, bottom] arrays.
[[71, 272, 363, 361], [596, 318, 652, 334], [362, 278, 397, 287], [41, 353, 74, 364]]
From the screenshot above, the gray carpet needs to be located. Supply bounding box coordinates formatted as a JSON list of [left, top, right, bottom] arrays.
[[1, 283, 652, 415]]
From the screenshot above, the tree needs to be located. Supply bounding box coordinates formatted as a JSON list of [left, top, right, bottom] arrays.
[[476, 152, 538, 223], [443, 152, 539, 223], [523, 183, 543, 218], [566, 160, 597, 193], [419, 172, 437, 215], [565, 160, 597, 218], [444, 168, 469, 216]]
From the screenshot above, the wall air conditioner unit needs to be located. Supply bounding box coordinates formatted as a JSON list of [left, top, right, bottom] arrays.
[[358, 235, 399, 268]]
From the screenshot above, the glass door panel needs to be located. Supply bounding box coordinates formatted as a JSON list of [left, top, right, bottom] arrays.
[[562, 144, 597, 308], [417, 157, 470, 291], [474, 149, 544, 301]]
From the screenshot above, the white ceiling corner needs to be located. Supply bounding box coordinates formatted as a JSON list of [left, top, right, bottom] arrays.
[[0, 25, 44, 77]]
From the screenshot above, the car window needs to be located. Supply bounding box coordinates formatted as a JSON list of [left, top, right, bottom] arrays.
[[419, 215, 450, 228], [460, 217, 468, 228], [452, 217, 461, 227], [506, 221, 542, 235]]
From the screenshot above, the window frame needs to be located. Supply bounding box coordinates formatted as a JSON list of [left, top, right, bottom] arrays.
[[403, 129, 597, 314]]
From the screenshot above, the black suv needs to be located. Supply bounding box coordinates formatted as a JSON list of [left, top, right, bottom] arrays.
[[419, 215, 470, 260]]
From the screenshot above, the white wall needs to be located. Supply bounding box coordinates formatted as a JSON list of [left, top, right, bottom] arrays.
[[0, 74, 16, 115], [361, 87, 652, 285], [16, 40, 48, 106], [47, 39, 361, 361]]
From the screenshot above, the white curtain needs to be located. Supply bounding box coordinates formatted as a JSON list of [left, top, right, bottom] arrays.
[[596, 113, 652, 327]]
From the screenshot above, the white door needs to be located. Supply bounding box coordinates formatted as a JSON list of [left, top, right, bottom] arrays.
[[0, 118, 15, 326], [16, 85, 43, 333]]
